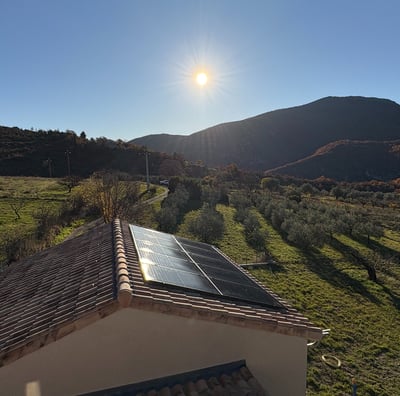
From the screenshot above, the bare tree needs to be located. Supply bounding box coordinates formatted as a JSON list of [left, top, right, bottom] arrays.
[[82, 171, 140, 223], [59, 175, 81, 193], [9, 196, 26, 220]]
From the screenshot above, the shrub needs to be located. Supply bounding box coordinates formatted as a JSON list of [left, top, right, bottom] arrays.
[[0, 226, 37, 265]]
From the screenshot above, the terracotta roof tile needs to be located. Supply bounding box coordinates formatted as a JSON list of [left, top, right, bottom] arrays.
[[0, 222, 116, 363], [83, 361, 266, 396]]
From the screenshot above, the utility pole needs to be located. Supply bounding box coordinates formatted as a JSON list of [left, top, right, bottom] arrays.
[[65, 150, 71, 177], [145, 151, 150, 191], [47, 158, 53, 178]]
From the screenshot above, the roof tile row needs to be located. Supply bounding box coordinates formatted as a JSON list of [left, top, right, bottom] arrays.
[[85, 363, 266, 396], [0, 222, 116, 364]]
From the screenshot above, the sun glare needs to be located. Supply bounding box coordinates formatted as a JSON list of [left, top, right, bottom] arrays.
[[196, 72, 208, 86], [171, 42, 235, 101]]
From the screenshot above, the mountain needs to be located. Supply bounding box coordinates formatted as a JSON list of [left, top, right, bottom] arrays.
[[131, 96, 400, 179], [266, 140, 400, 181]]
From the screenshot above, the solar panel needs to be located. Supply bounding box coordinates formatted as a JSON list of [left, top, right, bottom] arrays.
[[176, 237, 284, 308], [130, 225, 216, 294], [142, 264, 215, 294], [130, 225, 284, 309]]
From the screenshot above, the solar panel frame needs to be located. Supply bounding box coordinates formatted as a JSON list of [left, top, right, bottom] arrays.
[[176, 236, 284, 309], [130, 225, 285, 309], [129, 225, 220, 295]]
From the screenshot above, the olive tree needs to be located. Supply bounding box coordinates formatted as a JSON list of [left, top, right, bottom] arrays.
[[188, 204, 224, 244]]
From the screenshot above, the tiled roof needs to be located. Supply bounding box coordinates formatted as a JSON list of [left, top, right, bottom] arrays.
[[83, 360, 266, 396], [0, 222, 118, 366], [0, 219, 322, 367]]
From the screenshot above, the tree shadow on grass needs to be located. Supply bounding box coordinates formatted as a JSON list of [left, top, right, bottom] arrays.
[[265, 260, 287, 273], [340, 236, 400, 281], [331, 237, 400, 311], [303, 245, 382, 305], [356, 235, 400, 260], [241, 260, 287, 273], [379, 284, 400, 310]]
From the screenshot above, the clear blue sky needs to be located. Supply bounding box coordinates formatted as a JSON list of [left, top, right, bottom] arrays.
[[1, 0, 400, 141]]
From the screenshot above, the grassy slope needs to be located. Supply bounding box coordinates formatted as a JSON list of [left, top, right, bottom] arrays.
[[0, 176, 67, 224], [256, 231, 400, 395], [178, 203, 400, 395], [0, 177, 70, 260], [0, 178, 166, 252]]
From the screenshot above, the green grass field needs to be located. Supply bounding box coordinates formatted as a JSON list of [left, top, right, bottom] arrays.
[[0, 176, 68, 220], [253, 226, 400, 394], [0, 177, 71, 262], [176, 201, 400, 395]]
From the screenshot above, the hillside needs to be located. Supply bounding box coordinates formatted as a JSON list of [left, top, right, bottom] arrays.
[[0, 126, 173, 178], [266, 139, 400, 181], [131, 96, 400, 180]]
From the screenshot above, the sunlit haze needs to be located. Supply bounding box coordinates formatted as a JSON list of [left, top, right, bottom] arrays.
[[1, 0, 400, 141]]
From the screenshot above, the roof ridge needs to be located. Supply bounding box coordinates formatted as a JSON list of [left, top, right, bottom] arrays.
[[113, 219, 133, 307]]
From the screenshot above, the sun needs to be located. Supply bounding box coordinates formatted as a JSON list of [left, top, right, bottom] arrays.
[[195, 72, 208, 86]]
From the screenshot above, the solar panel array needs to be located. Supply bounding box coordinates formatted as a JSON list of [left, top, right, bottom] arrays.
[[129, 224, 283, 309]]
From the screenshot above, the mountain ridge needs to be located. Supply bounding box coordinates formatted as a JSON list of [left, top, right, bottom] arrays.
[[265, 139, 400, 181], [131, 96, 400, 180]]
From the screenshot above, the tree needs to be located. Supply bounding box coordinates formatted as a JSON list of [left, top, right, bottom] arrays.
[[286, 187, 301, 203], [156, 184, 189, 232], [201, 186, 221, 209], [300, 183, 315, 196], [261, 177, 280, 192], [156, 207, 179, 233], [59, 175, 81, 193], [81, 171, 140, 223], [350, 252, 377, 283], [168, 177, 202, 202], [33, 205, 59, 240], [159, 159, 185, 177], [243, 212, 267, 252], [270, 207, 286, 230], [282, 219, 325, 249], [188, 204, 224, 244], [354, 220, 384, 245], [9, 196, 26, 220], [366, 251, 396, 280], [331, 186, 345, 200], [340, 210, 361, 236], [229, 191, 252, 210], [234, 207, 249, 223], [246, 228, 266, 252]]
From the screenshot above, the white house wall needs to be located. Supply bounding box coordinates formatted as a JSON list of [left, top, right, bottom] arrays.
[[0, 308, 307, 396]]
